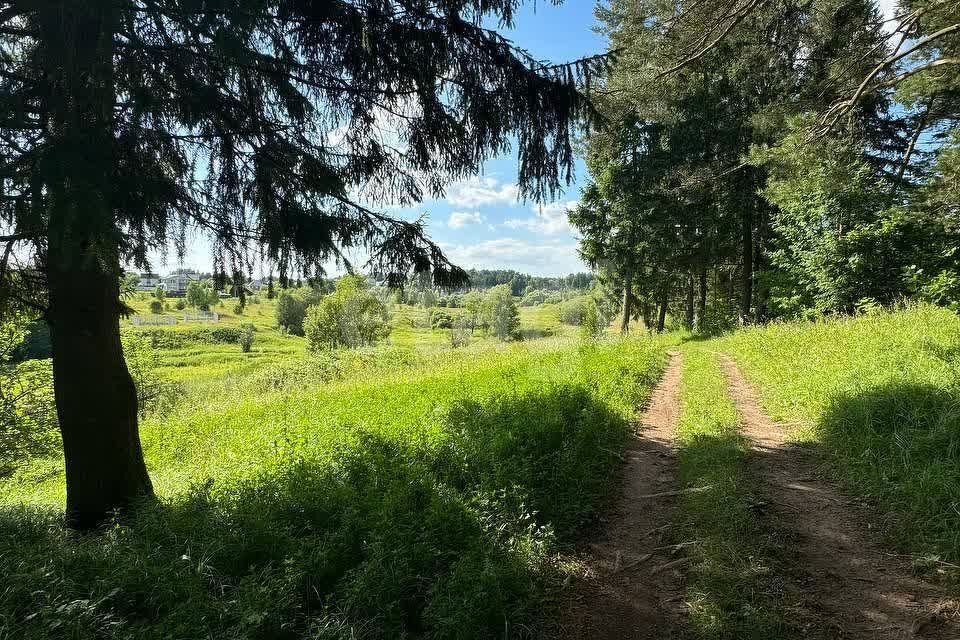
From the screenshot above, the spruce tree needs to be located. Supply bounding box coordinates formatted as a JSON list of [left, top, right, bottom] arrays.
[[0, 0, 600, 528]]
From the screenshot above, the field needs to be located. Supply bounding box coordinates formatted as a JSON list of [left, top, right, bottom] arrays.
[[0, 295, 665, 639], [4, 302, 960, 638]]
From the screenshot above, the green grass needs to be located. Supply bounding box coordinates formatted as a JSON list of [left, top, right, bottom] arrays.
[[0, 338, 664, 639], [718, 304, 960, 568], [673, 347, 794, 639]]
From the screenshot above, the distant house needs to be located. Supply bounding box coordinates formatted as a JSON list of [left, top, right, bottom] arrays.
[[162, 270, 200, 296], [136, 273, 163, 292]]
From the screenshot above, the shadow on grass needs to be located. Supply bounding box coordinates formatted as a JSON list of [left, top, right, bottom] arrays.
[[675, 431, 797, 639], [0, 386, 631, 640], [817, 380, 960, 562]]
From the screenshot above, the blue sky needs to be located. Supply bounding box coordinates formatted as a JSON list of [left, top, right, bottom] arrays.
[[421, 2, 607, 276], [160, 2, 608, 278]]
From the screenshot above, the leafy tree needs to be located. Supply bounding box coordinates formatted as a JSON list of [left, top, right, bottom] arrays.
[[153, 286, 165, 302], [275, 288, 320, 336], [186, 279, 219, 312], [304, 275, 390, 350], [421, 288, 438, 309], [483, 285, 520, 341], [1, 0, 598, 527], [580, 299, 606, 339], [463, 291, 484, 333]]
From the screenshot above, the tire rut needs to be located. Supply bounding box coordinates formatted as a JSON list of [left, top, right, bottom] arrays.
[[559, 352, 687, 639], [719, 354, 960, 639]]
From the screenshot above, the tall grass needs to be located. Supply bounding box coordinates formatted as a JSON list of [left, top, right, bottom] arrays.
[[719, 304, 960, 565], [0, 338, 664, 639], [673, 348, 794, 639]]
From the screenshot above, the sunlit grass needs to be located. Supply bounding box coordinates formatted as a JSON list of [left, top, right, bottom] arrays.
[[718, 304, 960, 565], [674, 347, 795, 639], [0, 332, 664, 639]]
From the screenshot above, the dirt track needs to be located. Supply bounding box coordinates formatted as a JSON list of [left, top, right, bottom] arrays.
[[560, 353, 686, 639], [720, 355, 960, 639]]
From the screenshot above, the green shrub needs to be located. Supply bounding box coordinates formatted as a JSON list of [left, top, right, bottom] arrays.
[[483, 285, 519, 341], [303, 275, 391, 350], [148, 300, 163, 314], [559, 298, 588, 326], [238, 324, 254, 353], [430, 308, 453, 329], [449, 317, 471, 348], [186, 279, 219, 311], [130, 327, 243, 349], [175, 299, 186, 311], [580, 299, 605, 338], [275, 287, 322, 336]]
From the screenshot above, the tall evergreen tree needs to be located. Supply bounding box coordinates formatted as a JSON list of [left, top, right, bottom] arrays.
[[0, 0, 601, 528]]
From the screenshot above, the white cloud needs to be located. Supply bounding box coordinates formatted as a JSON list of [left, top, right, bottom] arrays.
[[441, 237, 586, 275], [447, 211, 484, 229], [876, 0, 899, 32], [504, 200, 578, 235], [876, 0, 897, 21], [445, 177, 519, 208]]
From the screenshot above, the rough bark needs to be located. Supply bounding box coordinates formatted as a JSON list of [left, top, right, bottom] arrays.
[[683, 274, 694, 328], [620, 268, 632, 334], [41, 0, 153, 529], [740, 207, 753, 324], [695, 268, 707, 333], [656, 288, 668, 333], [641, 302, 653, 332]]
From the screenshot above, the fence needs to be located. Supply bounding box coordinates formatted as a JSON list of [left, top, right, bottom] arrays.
[[131, 314, 177, 326], [183, 312, 219, 323]]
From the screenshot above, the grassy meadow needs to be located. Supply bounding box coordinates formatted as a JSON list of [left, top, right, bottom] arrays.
[[718, 305, 960, 568], [0, 293, 665, 639], [5, 297, 960, 638]]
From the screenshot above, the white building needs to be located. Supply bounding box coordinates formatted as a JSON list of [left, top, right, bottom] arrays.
[[136, 273, 163, 292], [161, 270, 201, 296]]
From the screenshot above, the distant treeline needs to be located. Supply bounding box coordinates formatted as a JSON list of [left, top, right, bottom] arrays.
[[456, 269, 594, 296]]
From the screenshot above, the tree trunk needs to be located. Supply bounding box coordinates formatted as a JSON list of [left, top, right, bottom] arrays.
[[684, 274, 694, 329], [641, 302, 653, 332], [740, 207, 753, 324], [695, 268, 707, 333], [656, 288, 668, 333], [620, 268, 632, 335], [41, 0, 153, 529]]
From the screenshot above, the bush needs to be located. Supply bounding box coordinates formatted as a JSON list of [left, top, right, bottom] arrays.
[[449, 317, 471, 348], [580, 299, 606, 338], [131, 327, 244, 349], [559, 298, 588, 326], [186, 279, 219, 311], [430, 308, 453, 329], [149, 300, 163, 314], [275, 287, 322, 336], [175, 299, 186, 310], [304, 275, 391, 350], [233, 303, 244, 315], [0, 317, 58, 473], [483, 285, 520, 341], [239, 323, 255, 353]]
